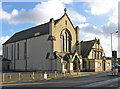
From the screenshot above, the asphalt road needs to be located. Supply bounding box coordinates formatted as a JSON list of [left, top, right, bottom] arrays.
[[1, 72, 120, 88]]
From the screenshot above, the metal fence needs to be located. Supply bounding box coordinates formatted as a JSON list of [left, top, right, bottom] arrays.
[[1, 71, 75, 83]]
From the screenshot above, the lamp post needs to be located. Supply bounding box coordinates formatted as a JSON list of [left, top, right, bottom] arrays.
[[111, 31, 118, 55], [111, 31, 118, 69]]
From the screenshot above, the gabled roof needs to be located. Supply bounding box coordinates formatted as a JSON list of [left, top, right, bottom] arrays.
[[54, 13, 75, 29], [80, 39, 95, 58], [3, 14, 70, 45], [3, 12, 75, 45], [3, 22, 50, 45]]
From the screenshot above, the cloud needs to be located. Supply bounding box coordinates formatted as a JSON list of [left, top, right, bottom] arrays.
[[60, 0, 73, 4], [78, 0, 118, 57], [1, 0, 86, 25], [87, 0, 118, 15], [84, 9, 89, 13], [0, 36, 10, 55], [108, 8, 118, 24], [8, 0, 65, 24], [68, 10, 86, 22], [11, 9, 18, 16], [0, 2, 11, 20], [78, 22, 118, 57]]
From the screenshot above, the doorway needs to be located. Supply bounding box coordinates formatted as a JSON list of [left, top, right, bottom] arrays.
[[73, 56, 80, 72], [103, 60, 105, 71]]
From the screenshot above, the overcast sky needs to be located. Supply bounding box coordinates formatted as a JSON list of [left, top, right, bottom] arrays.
[[0, 0, 119, 57]]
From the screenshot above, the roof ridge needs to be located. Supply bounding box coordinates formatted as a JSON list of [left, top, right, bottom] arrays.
[[3, 21, 50, 45], [81, 40, 95, 43]]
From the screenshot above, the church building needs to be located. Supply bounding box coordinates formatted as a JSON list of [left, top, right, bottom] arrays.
[[2, 8, 82, 73], [2, 8, 112, 72]]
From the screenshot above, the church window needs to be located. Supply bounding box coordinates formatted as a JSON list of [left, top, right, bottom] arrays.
[[61, 36, 64, 51], [96, 52, 99, 59], [24, 42, 27, 59], [6, 46, 8, 58], [65, 20, 67, 25], [61, 30, 71, 52], [64, 32, 67, 52], [67, 37, 69, 52], [17, 43, 19, 60], [93, 51, 96, 59], [11, 45, 13, 60], [100, 52, 102, 59]]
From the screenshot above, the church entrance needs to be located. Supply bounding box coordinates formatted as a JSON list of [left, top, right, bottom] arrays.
[[73, 56, 80, 72]]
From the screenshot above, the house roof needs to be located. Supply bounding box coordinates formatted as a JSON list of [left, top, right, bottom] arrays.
[[80, 39, 95, 58]]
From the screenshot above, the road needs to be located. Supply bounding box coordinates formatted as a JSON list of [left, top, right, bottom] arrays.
[[1, 72, 120, 89]]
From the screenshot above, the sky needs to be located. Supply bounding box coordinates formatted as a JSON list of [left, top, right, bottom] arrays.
[[0, 0, 119, 57]]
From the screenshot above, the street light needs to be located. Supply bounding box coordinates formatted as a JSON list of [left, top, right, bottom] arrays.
[[111, 31, 118, 69], [111, 31, 118, 53]]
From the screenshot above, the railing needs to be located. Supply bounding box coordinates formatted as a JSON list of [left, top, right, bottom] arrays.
[[1, 71, 74, 83]]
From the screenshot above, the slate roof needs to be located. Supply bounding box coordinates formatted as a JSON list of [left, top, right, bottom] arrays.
[[3, 13, 75, 45], [3, 18, 62, 45], [3, 22, 49, 45], [80, 40, 95, 58]]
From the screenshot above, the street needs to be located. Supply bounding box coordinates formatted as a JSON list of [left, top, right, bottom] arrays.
[[1, 72, 120, 88]]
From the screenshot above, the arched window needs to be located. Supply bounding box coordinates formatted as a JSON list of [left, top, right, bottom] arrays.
[[61, 36, 64, 51], [67, 37, 69, 52], [64, 32, 67, 52], [61, 30, 71, 52]]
